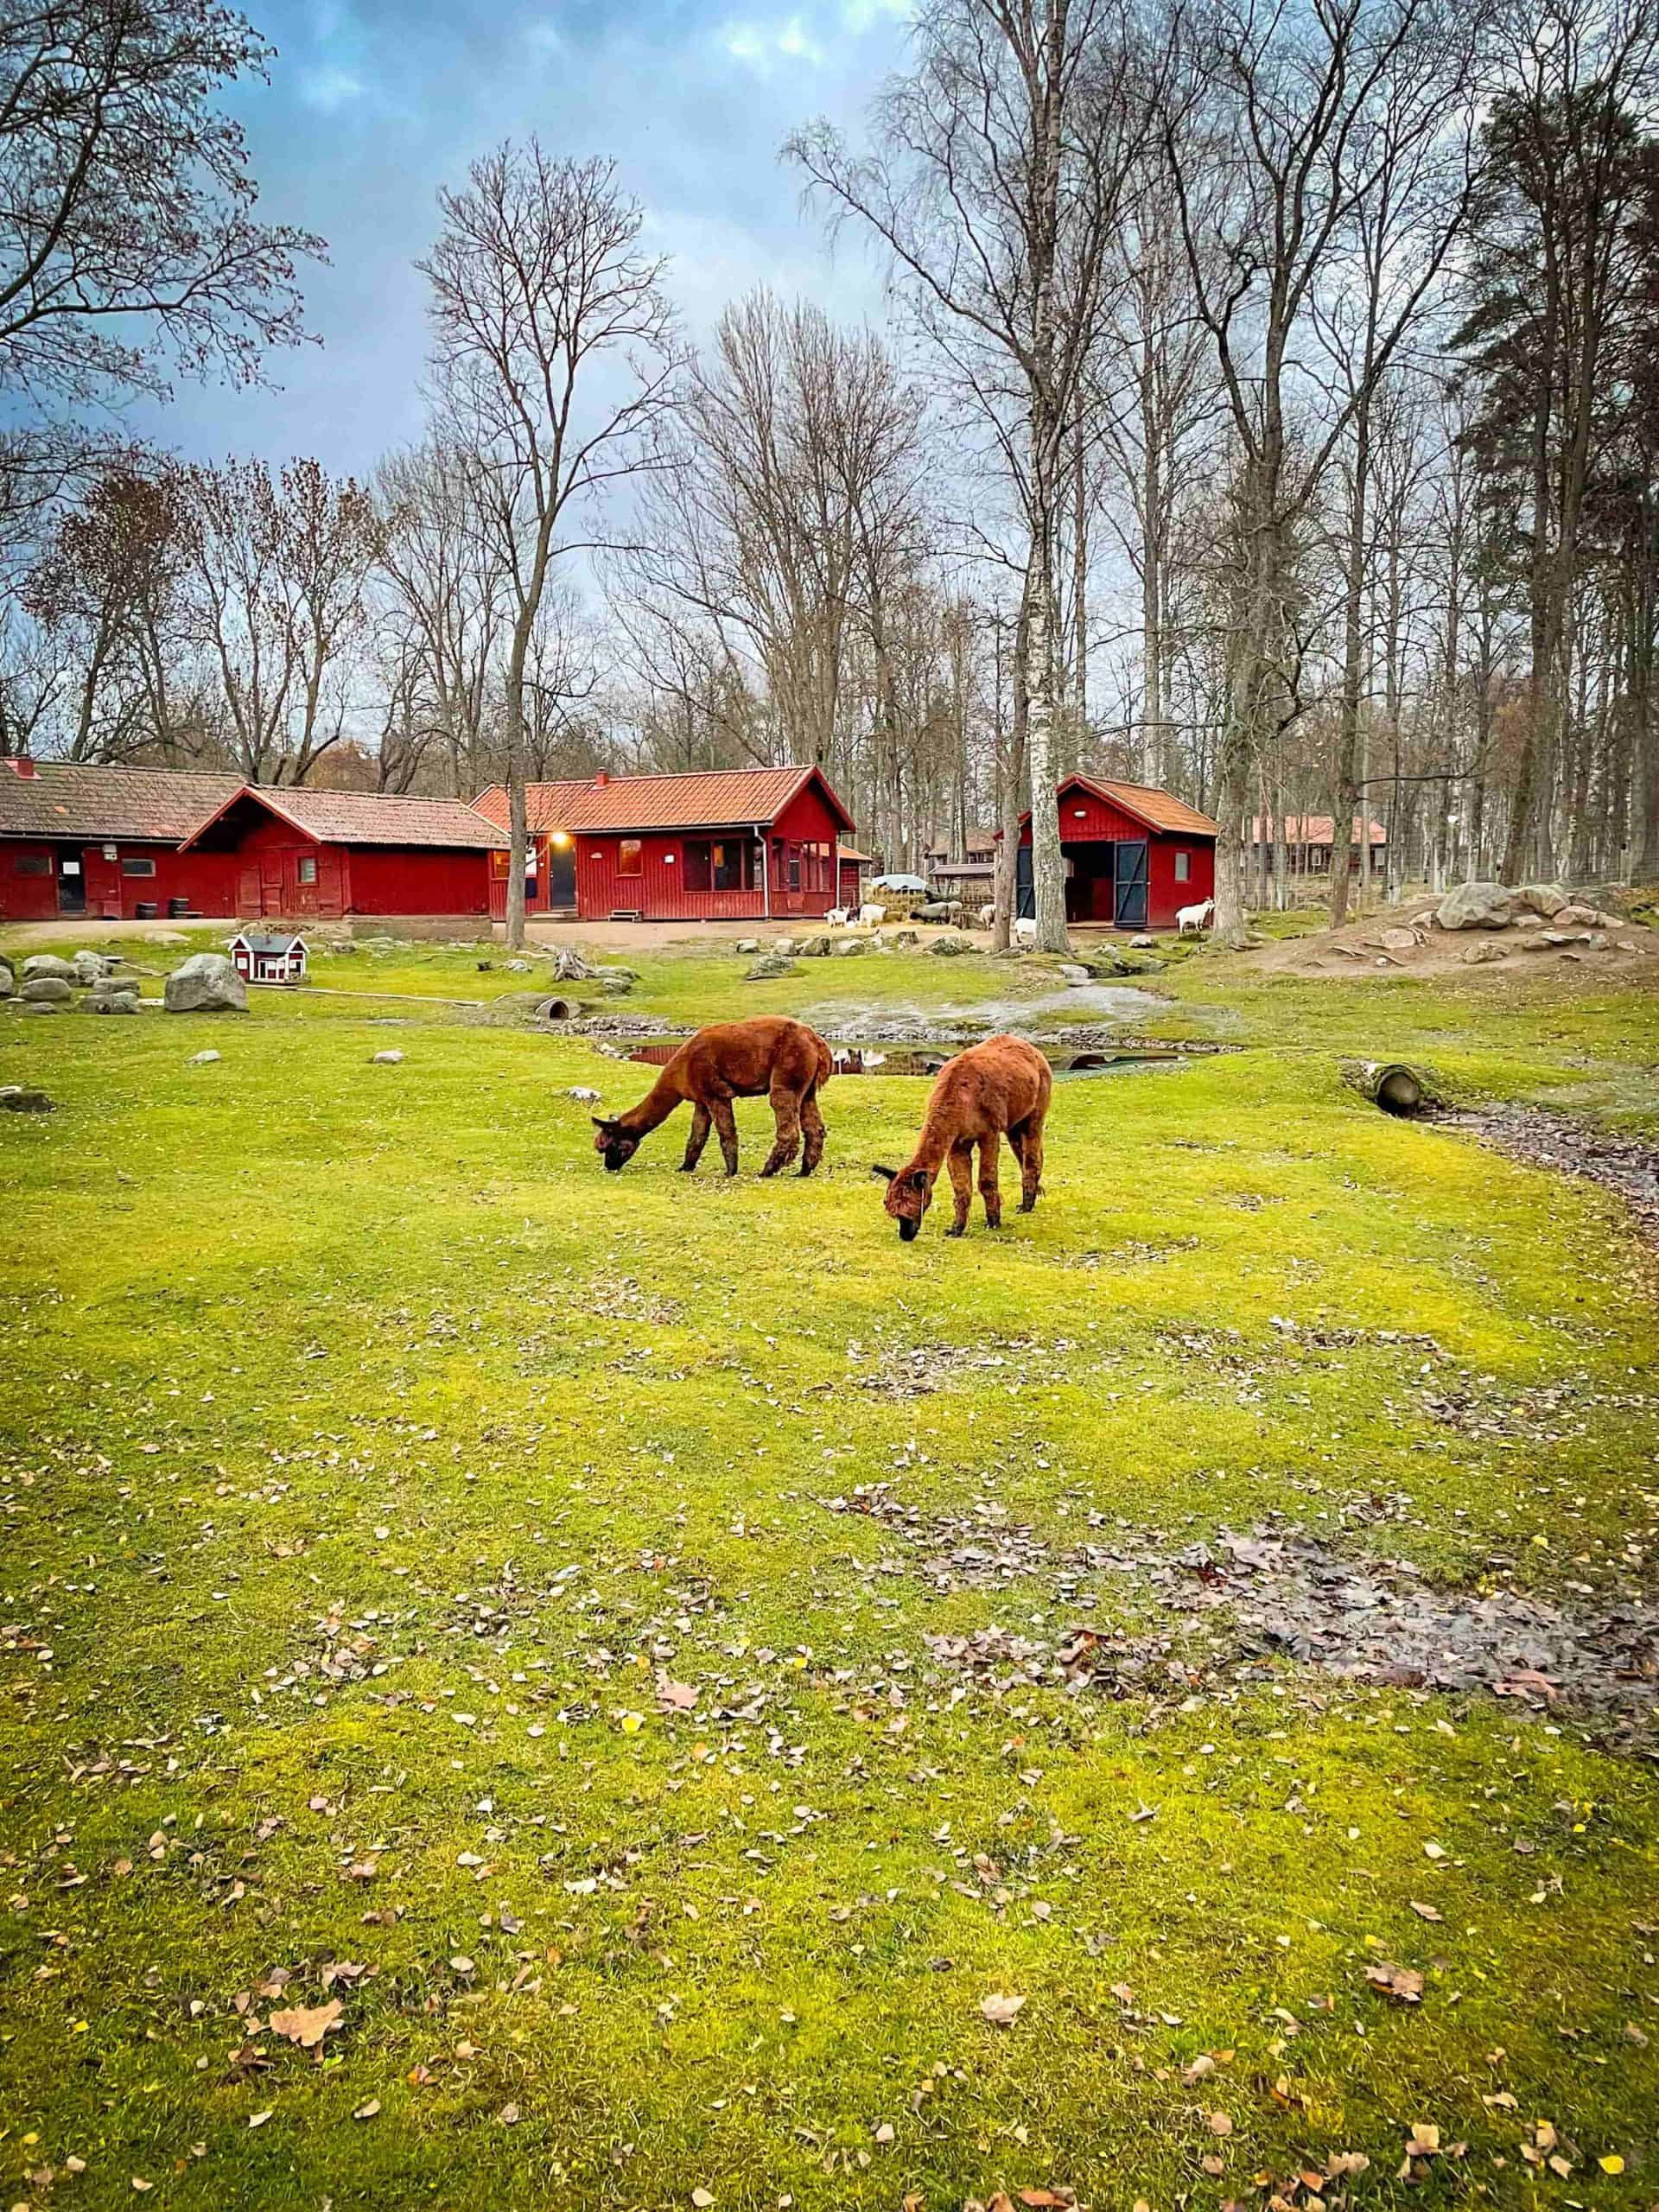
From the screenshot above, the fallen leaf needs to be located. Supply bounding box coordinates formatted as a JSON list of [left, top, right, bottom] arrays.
[[247, 2110, 272, 2129], [1408, 1900, 1443, 1922], [1208, 2111, 1234, 2137], [267, 1999, 343, 2050], [979, 1993, 1026, 2027], [1599, 2155, 1624, 2175], [353, 2099, 380, 2121], [1365, 1961, 1424, 2005], [692, 2192, 715, 2209]]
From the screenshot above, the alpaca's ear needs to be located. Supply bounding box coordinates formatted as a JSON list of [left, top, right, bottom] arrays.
[[907, 1167, 930, 1192], [870, 1163, 898, 1182], [593, 1116, 620, 1132]]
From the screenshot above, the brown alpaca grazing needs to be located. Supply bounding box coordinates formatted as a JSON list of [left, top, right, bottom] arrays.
[[871, 1034, 1052, 1241], [593, 1015, 833, 1178]]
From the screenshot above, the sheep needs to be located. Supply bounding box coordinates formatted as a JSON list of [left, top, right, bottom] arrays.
[[1177, 898, 1216, 936]]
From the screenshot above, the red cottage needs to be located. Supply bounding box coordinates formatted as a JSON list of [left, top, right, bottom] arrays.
[[0, 760, 244, 920], [1016, 774, 1218, 930], [473, 766, 857, 925], [179, 786, 503, 918]]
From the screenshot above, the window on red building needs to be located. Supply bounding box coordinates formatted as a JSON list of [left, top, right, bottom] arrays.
[[618, 838, 642, 876]]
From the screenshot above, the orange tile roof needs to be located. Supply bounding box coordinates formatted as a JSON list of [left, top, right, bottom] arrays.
[[0, 760, 243, 842], [1251, 813, 1386, 845], [474, 765, 855, 836], [1022, 774, 1219, 837], [181, 785, 506, 850]]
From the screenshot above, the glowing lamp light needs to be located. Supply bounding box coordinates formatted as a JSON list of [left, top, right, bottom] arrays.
[[550, 830, 570, 848]]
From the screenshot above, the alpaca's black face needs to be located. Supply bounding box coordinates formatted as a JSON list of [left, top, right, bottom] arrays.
[[594, 1118, 641, 1172], [873, 1163, 931, 1239]]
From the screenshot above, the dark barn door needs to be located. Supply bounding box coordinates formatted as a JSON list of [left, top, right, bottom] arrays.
[[55, 847, 86, 915], [545, 843, 576, 909], [1014, 842, 1034, 918], [1113, 840, 1149, 927]]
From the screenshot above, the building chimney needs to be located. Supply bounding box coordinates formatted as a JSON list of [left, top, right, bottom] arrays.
[[3, 757, 40, 779], [594, 772, 609, 786]]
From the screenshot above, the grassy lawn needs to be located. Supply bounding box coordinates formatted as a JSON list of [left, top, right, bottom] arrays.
[[2, 932, 1657, 2210]]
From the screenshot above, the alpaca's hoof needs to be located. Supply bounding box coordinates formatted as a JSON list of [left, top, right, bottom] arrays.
[[945, 1223, 965, 1237], [1019, 1198, 1036, 1212]]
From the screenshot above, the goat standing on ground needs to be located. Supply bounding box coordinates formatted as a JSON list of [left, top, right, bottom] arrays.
[[592, 1015, 832, 1178], [872, 1034, 1052, 1240], [1177, 898, 1215, 936]]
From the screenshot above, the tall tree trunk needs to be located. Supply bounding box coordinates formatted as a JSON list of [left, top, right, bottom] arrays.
[[991, 584, 1032, 953]]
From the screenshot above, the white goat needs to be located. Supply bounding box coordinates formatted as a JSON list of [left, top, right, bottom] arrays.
[[1014, 916, 1038, 945], [824, 906, 849, 928], [858, 902, 886, 927], [1177, 898, 1216, 937], [978, 903, 996, 929]]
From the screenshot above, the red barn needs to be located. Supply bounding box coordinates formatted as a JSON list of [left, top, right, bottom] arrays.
[[473, 766, 857, 925], [1016, 774, 1218, 930], [0, 760, 243, 920], [178, 785, 503, 918]]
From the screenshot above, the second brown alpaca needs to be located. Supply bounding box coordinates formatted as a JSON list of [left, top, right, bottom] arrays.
[[593, 1014, 833, 1177], [872, 1033, 1052, 1240]]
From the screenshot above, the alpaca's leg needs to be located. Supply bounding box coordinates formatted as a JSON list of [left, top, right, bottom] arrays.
[[977, 1131, 1002, 1229], [680, 1102, 712, 1172], [760, 1080, 802, 1176], [798, 1090, 826, 1176], [944, 1141, 974, 1235], [710, 1096, 740, 1175], [1019, 1116, 1045, 1211]]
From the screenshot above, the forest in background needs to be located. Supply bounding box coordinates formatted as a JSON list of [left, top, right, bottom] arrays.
[[2, 0, 1656, 948]]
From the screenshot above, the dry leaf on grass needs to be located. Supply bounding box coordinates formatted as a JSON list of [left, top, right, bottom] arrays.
[[1365, 1961, 1424, 2004], [979, 1992, 1026, 2026], [267, 1999, 343, 2050]]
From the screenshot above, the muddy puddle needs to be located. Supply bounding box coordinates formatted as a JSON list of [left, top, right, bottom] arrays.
[[628, 1039, 1205, 1080]]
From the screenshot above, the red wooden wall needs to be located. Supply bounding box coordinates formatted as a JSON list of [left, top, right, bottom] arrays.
[[1, 838, 240, 920], [343, 845, 492, 917], [574, 781, 848, 922], [1020, 786, 1216, 930]]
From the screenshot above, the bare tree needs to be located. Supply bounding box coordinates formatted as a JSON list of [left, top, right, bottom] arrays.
[[1160, 0, 1483, 941], [420, 143, 677, 947], [0, 0, 321, 407], [791, 0, 1156, 951], [179, 457, 380, 783]]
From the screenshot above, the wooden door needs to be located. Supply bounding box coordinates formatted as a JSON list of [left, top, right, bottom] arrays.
[[1113, 840, 1149, 927]]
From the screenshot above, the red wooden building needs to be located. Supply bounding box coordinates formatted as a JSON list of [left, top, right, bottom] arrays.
[[472, 766, 857, 924], [0, 759, 244, 920], [1016, 774, 1218, 929], [0, 760, 505, 922], [179, 785, 502, 918]]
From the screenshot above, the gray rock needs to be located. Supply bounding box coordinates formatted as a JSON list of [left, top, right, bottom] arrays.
[[1130, 934, 1156, 950], [505, 957, 531, 973], [71, 950, 111, 985], [893, 929, 919, 949], [164, 952, 247, 1014], [772, 938, 797, 957], [22, 953, 75, 982], [0, 1085, 53, 1112], [1437, 880, 1516, 931], [928, 932, 974, 957], [22, 976, 73, 1003], [1379, 927, 1419, 952], [597, 969, 633, 995], [1516, 881, 1568, 918], [734, 938, 761, 955], [189, 1050, 222, 1065], [1461, 940, 1507, 964], [831, 936, 868, 957], [0, 960, 12, 998], [371, 1049, 404, 1065], [1058, 962, 1092, 984], [745, 957, 795, 981], [797, 936, 832, 958], [87, 988, 139, 1014]]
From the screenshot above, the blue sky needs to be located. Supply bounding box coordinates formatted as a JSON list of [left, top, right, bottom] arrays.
[[132, 0, 915, 474]]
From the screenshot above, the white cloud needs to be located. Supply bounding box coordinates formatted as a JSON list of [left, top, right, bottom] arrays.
[[840, 0, 912, 29], [301, 65, 367, 111], [721, 12, 827, 73]]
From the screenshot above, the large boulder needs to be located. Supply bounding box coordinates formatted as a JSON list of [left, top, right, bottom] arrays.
[[745, 956, 794, 982], [21, 976, 73, 1004], [1436, 880, 1516, 931], [928, 932, 974, 957], [0, 957, 13, 998], [831, 936, 868, 957], [1516, 882, 1568, 918], [22, 953, 75, 983], [72, 950, 111, 985], [164, 953, 247, 1014]]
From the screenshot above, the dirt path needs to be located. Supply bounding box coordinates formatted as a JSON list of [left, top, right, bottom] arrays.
[[1447, 1103, 1659, 1247]]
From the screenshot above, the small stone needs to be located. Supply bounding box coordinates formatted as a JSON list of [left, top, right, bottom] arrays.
[[505, 957, 531, 972], [371, 1049, 404, 1065], [1379, 927, 1418, 952], [1130, 933, 1155, 949], [1461, 941, 1506, 964], [189, 1050, 222, 1066]]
